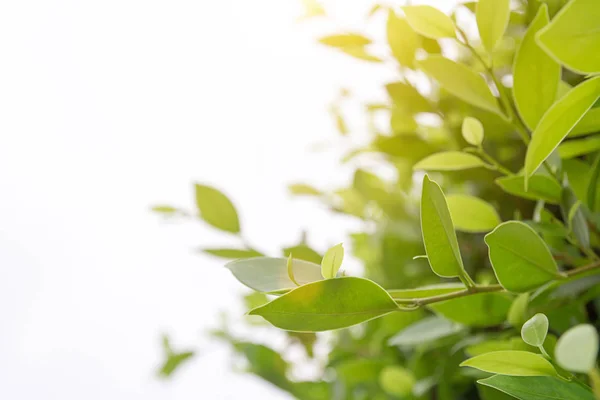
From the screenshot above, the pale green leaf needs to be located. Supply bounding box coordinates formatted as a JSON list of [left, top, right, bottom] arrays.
[[282, 244, 322, 264], [525, 76, 600, 181], [479, 375, 595, 400], [414, 151, 487, 171], [248, 277, 399, 332], [558, 136, 600, 159], [507, 293, 530, 328], [420, 175, 465, 278], [521, 313, 549, 347], [379, 366, 415, 397], [462, 116, 485, 146], [194, 184, 240, 233], [340, 46, 382, 63], [388, 315, 463, 347], [571, 106, 600, 137], [402, 5, 456, 39], [513, 5, 560, 131], [555, 324, 599, 373], [476, 0, 511, 52], [485, 221, 562, 292], [321, 243, 344, 279], [461, 350, 558, 377], [202, 248, 263, 259], [287, 254, 300, 286], [386, 10, 419, 67], [386, 81, 431, 114], [562, 187, 590, 249], [447, 194, 500, 233], [496, 175, 562, 204], [225, 257, 323, 292], [319, 33, 371, 47], [418, 56, 501, 115], [151, 205, 180, 215], [288, 183, 322, 196], [537, 0, 600, 74]]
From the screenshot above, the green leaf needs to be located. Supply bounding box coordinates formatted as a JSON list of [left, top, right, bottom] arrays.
[[339, 46, 382, 63], [485, 221, 562, 292], [386, 81, 431, 115], [158, 335, 195, 378], [414, 151, 487, 171], [555, 324, 599, 373], [461, 351, 558, 377], [479, 375, 595, 400], [431, 293, 512, 327], [588, 154, 600, 212], [151, 205, 180, 215], [282, 244, 322, 264], [194, 184, 240, 233], [319, 33, 371, 47], [508, 293, 530, 328], [537, 0, 600, 74], [476, 0, 511, 52], [513, 5, 560, 131], [496, 175, 562, 204], [288, 183, 322, 196], [225, 257, 323, 292], [521, 313, 549, 347], [386, 10, 419, 67], [462, 117, 485, 146], [402, 5, 456, 39], [379, 366, 415, 397], [287, 254, 300, 287], [571, 106, 600, 137], [321, 243, 344, 279], [558, 135, 600, 159], [446, 194, 501, 233], [388, 315, 463, 347], [525, 76, 600, 181], [248, 277, 399, 332], [562, 187, 590, 249], [420, 175, 465, 278], [418, 56, 501, 115], [201, 248, 264, 259]]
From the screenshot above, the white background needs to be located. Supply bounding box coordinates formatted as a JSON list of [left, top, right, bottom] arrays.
[[0, 0, 453, 398]]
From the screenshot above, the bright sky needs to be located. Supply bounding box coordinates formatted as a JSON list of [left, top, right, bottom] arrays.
[[0, 0, 454, 398]]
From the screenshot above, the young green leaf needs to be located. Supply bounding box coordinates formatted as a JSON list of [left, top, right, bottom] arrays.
[[420, 175, 465, 278], [225, 257, 323, 292], [194, 184, 241, 233], [321, 243, 344, 279], [476, 0, 510, 53], [461, 350, 558, 377], [379, 366, 415, 397], [508, 293, 530, 328], [446, 194, 501, 233], [201, 248, 264, 259], [386, 10, 419, 68], [462, 117, 484, 146], [562, 187, 590, 249], [430, 293, 512, 327], [555, 324, 599, 373], [485, 221, 562, 292], [414, 151, 487, 171], [417, 56, 501, 115], [571, 107, 600, 137], [386, 82, 431, 115], [520, 313, 549, 347], [513, 5, 560, 131], [479, 375, 595, 400], [339, 46, 382, 63], [496, 175, 562, 204], [537, 0, 600, 74], [388, 316, 464, 347], [524, 76, 600, 182], [402, 5, 456, 39], [558, 136, 600, 159], [287, 253, 300, 286], [318, 33, 371, 47], [248, 277, 399, 332], [288, 183, 322, 196]]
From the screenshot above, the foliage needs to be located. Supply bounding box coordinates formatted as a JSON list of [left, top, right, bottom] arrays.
[[154, 0, 600, 398]]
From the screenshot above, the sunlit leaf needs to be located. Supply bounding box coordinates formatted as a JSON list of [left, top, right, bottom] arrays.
[[202, 248, 263, 259], [447, 194, 500, 233], [402, 5, 456, 39], [571, 106, 600, 137], [513, 5, 560, 130], [319, 33, 371, 47], [414, 151, 487, 171], [485, 221, 562, 292], [386, 10, 419, 67], [282, 244, 322, 264], [521, 313, 548, 347], [555, 324, 599, 373], [462, 116, 484, 146], [385, 81, 431, 115], [225, 257, 323, 292], [420, 175, 465, 278], [476, 0, 511, 53], [496, 175, 562, 204], [558, 135, 600, 159], [321, 243, 344, 279], [508, 293, 530, 328], [418, 56, 501, 115], [461, 350, 558, 377], [379, 366, 415, 397], [248, 277, 399, 332], [288, 183, 322, 196], [525, 76, 600, 182], [537, 0, 600, 74], [194, 184, 240, 233]]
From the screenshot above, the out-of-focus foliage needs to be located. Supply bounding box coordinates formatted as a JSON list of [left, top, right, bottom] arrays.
[[155, 0, 600, 398]]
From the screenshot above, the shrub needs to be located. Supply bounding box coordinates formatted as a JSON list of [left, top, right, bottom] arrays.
[[154, 0, 600, 398]]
